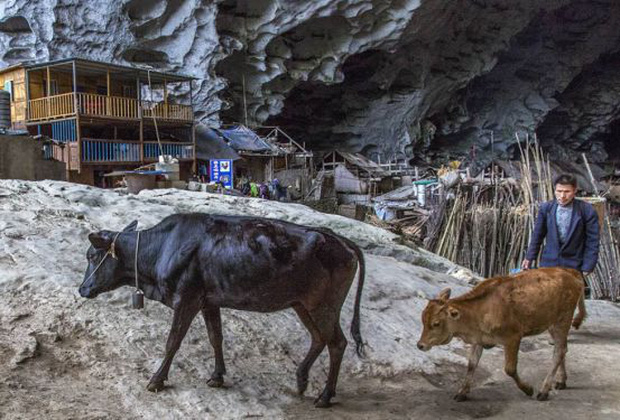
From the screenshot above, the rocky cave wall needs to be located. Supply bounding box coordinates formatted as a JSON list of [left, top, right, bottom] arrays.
[[1, 0, 619, 168]]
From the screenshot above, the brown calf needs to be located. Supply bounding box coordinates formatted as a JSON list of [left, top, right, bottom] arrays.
[[417, 268, 586, 401]]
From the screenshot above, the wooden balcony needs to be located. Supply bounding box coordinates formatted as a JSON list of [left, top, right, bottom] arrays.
[[142, 100, 193, 122], [27, 93, 193, 123], [77, 93, 139, 120], [29, 93, 75, 122], [81, 138, 194, 164], [143, 141, 194, 161]]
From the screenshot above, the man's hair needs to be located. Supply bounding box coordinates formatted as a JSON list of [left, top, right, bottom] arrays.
[[554, 174, 578, 188]]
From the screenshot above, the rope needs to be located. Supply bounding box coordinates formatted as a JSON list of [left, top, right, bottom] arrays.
[[147, 69, 164, 158], [81, 232, 122, 285]]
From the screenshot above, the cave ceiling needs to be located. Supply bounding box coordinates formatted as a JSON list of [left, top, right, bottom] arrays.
[[1, 0, 619, 168]]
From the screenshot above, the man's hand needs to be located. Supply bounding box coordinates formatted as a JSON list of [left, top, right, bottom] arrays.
[[521, 259, 531, 270]]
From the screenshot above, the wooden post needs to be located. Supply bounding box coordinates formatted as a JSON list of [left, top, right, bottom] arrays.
[[189, 80, 196, 174], [46, 66, 51, 118], [163, 77, 168, 119], [106, 69, 111, 116], [72, 61, 78, 115], [73, 60, 82, 175], [25, 69, 30, 121], [137, 74, 144, 163]]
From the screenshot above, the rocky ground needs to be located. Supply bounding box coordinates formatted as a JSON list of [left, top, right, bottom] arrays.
[[0, 180, 619, 419]]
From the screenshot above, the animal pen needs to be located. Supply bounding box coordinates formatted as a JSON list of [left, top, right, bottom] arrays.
[[425, 138, 620, 301]]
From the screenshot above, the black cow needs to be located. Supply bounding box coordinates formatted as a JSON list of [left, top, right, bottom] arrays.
[[79, 213, 365, 407]]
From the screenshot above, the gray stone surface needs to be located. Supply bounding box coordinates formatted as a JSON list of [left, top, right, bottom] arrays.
[[1, 0, 619, 167]]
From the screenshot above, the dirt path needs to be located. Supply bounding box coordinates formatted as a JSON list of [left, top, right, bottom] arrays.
[[285, 306, 620, 420]]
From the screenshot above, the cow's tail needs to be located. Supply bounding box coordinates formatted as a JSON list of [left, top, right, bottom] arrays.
[[339, 236, 366, 358], [572, 278, 587, 330]]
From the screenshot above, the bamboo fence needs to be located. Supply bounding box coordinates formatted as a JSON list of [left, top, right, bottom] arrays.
[[430, 134, 620, 300]]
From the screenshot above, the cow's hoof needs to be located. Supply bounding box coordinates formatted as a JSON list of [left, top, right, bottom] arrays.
[[207, 377, 224, 388], [554, 381, 566, 390], [314, 398, 332, 409], [147, 380, 165, 393], [453, 394, 468, 402], [314, 391, 333, 408], [536, 392, 549, 401], [297, 377, 308, 395]]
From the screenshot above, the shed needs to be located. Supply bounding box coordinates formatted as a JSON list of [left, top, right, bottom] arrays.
[[322, 151, 387, 195]]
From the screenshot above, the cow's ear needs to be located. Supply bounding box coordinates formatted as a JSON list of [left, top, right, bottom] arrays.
[[448, 307, 460, 320], [89, 231, 113, 250], [438, 287, 451, 302], [123, 220, 138, 232]]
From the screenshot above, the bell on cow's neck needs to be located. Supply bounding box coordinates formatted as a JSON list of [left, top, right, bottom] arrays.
[[132, 289, 144, 309]]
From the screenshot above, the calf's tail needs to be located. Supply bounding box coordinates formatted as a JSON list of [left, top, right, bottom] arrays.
[[572, 285, 587, 330]]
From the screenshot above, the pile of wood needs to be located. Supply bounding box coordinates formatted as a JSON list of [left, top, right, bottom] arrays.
[[431, 183, 532, 277], [427, 135, 620, 300]]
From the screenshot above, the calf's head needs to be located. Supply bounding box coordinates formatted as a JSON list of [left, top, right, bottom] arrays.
[[417, 288, 461, 351], [79, 221, 138, 299]]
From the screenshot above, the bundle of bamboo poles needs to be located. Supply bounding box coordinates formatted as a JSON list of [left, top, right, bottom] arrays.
[[430, 135, 620, 300], [581, 155, 620, 301], [433, 185, 533, 277]]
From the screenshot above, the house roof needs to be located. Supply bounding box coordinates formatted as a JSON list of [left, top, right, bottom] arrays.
[[0, 57, 194, 84]]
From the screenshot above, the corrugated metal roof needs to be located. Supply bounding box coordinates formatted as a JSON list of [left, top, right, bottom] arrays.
[[216, 125, 275, 153], [195, 125, 240, 161]]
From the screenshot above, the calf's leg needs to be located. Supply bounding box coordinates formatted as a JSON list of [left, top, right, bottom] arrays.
[[503, 338, 533, 397], [554, 357, 567, 390], [537, 322, 569, 401], [293, 304, 326, 395], [454, 344, 483, 402], [147, 301, 200, 392], [202, 306, 226, 388]]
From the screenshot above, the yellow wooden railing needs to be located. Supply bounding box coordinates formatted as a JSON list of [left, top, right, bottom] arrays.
[[77, 93, 139, 119], [28, 93, 75, 121], [142, 101, 193, 122], [28, 93, 193, 123]]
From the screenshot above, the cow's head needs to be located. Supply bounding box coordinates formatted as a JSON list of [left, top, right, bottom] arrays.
[[417, 288, 460, 351], [79, 221, 138, 299]]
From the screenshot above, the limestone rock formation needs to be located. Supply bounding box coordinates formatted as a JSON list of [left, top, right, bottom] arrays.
[[1, 0, 619, 167]]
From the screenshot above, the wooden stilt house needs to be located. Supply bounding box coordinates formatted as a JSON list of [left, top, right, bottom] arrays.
[[0, 57, 196, 186]]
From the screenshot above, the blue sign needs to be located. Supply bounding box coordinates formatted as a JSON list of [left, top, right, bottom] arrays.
[[210, 159, 233, 189]]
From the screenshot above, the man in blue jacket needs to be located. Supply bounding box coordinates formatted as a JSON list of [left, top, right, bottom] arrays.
[[521, 174, 600, 278]]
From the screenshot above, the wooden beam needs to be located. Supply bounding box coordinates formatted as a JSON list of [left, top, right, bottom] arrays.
[[106, 69, 111, 116], [25, 69, 30, 120], [190, 79, 196, 174], [163, 77, 168, 119], [72, 61, 78, 116], [46, 66, 51, 96], [46, 66, 51, 118]]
